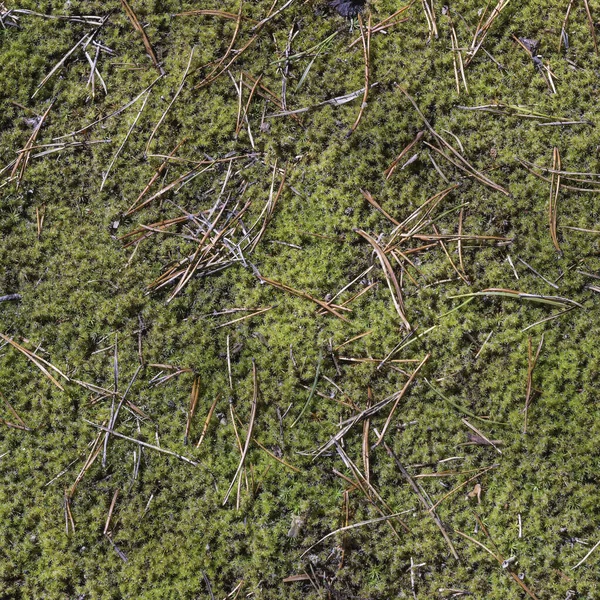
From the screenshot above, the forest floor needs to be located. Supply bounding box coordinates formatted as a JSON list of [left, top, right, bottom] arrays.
[[1, 1, 600, 598]]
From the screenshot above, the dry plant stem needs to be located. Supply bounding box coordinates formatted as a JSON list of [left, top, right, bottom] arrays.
[[351, 13, 371, 133], [385, 443, 459, 560], [196, 394, 220, 447], [120, 0, 164, 74], [185, 376, 201, 444], [223, 360, 258, 504], [523, 334, 544, 434], [375, 354, 430, 446], [550, 147, 562, 253], [354, 229, 411, 330]]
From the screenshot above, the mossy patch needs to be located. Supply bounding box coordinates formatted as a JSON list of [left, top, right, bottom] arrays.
[[1, 0, 600, 598]]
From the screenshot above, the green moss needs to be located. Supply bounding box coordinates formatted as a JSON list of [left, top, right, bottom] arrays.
[[2, 0, 600, 597]]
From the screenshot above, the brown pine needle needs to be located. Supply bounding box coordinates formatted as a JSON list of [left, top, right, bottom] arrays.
[[120, 0, 163, 74], [429, 464, 499, 512], [260, 276, 351, 323], [351, 13, 371, 133], [361, 189, 401, 225], [252, 438, 301, 473], [223, 360, 258, 504], [299, 509, 413, 559], [384, 131, 424, 179], [103, 489, 120, 535], [355, 229, 411, 330], [523, 334, 544, 433], [196, 393, 220, 448], [184, 376, 201, 445], [375, 354, 430, 446], [0, 333, 68, 390], [550, 147, 562, 253], [385, 443, 459, 560]]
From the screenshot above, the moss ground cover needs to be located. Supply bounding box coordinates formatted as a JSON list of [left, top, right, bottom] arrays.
[[1, 0, 600, 597]]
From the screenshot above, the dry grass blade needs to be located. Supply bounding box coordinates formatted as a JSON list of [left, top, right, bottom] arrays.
[[351, 13, 371, 133], [421, 0, 438, 40], [223, 360, 258, 504], [103, 489, 120, 535], [355, 229, 411, 330], [120, 0, 164, 74], [0, 333, 68, 390], [385, 443, 459, 560], [549, 147, 562, 253]]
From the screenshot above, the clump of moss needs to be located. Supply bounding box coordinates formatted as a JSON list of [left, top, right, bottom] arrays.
[[1, 0, 600, 598]]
